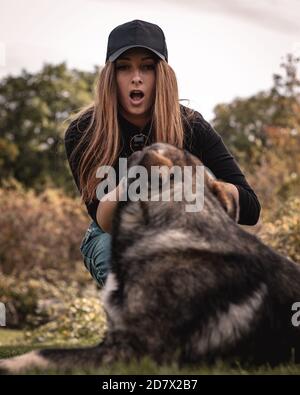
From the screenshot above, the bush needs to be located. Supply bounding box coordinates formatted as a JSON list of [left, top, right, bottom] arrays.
[[0, 266, 99, 329], [22, 297, 107, 346], [259, 197, 300, 263], [0, 184, 100, 330], [0, 184, 89, 276]]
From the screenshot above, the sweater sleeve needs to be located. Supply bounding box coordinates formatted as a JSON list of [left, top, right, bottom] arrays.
[[189, 112, 261, 226], [64, 117, 100, 225]]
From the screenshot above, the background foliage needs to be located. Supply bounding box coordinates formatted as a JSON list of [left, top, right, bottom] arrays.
[[0, 62, 98, 194]]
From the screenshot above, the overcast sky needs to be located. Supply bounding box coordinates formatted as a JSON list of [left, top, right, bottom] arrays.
[[1, 0, 299, 120]]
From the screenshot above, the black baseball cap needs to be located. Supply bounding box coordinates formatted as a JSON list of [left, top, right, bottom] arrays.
[[106, 19, 168, 63]]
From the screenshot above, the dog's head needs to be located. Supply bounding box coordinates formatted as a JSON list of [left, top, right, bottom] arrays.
[[126, 142, 240, 223]]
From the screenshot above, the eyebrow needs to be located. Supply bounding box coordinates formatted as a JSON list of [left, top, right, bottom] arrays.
[[117, 56, 155, 61]]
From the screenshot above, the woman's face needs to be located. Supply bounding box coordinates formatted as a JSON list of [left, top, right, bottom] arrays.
[[115, 48, 157, 127]]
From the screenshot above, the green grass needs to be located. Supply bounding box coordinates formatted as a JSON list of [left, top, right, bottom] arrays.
[[1, 329, 300, 374], [0, 329, 24, 345]]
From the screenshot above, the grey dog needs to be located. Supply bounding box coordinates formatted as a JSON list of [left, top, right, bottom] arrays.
[[1, 142, 300, 373]]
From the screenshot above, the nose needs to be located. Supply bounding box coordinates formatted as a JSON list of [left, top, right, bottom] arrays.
[[131, 68, 142, 85]]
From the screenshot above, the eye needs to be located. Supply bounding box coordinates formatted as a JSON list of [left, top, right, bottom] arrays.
[[141, 64, 155, 71], [116, 64, 129, 71]]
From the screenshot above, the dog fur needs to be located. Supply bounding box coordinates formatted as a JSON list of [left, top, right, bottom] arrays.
[[1, 142, 300, 373]]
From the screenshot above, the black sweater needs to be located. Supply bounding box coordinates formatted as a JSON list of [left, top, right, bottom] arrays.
[[64, 105, 260, 226]]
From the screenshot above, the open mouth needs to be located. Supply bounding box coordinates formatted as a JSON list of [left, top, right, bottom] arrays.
[[129, 90, 145, 102]]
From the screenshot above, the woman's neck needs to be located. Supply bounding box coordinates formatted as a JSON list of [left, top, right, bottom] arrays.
[[119, 108, 152, 129]]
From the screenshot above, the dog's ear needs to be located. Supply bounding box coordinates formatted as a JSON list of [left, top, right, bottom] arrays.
[[210, 179, 240, 222]]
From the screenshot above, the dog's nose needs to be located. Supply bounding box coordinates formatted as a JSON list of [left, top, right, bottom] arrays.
[[141, 149, 173, 171], [128, 143, 172, 169]]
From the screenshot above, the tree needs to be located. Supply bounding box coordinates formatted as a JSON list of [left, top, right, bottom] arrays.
[[212, 54, 300, 166], [0, 62, 99, 193], [211, 54, 300, 209]]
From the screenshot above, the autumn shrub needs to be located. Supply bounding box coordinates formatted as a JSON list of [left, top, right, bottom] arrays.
[[0, 183, 89, 276], [259, 196, 300, 263], [0, 264, 100, 329], [22, 296, 107, 346], [0, 183, 101, 331]]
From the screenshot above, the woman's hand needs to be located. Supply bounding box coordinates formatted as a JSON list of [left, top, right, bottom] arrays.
[[222, 182, 240, 205], [96, 177, 126, 234]]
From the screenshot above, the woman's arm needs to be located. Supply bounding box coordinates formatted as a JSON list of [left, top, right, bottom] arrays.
[[64, 115, 128, 232], [97, 178, 126, 234], [64, 113, 104, 227], [188, 111, 260, 226]]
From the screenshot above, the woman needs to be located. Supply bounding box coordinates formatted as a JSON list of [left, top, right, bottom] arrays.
[[64, 19, 260, 287]]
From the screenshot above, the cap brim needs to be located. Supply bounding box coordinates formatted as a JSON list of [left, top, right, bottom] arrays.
[[108, 45, 166, 62]]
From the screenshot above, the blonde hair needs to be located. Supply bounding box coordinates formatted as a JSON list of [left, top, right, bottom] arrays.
[[68, 59, 195, 204]]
